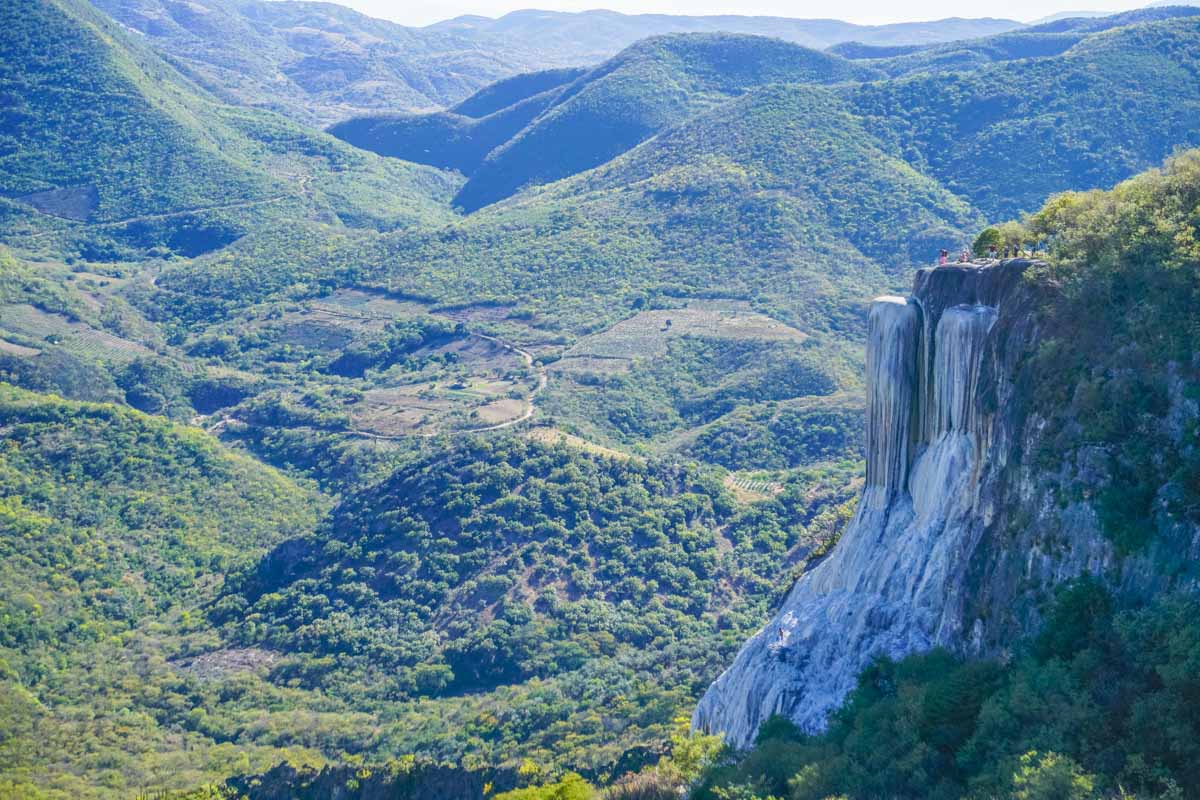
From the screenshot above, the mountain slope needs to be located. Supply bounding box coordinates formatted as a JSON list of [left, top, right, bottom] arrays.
[[327, 74, 575, 175], [0, 383, 326, 797], [332, 34, 879, 212], [856, 5, 1200, 77], [849, 16, 1200, 218], [90, 0, 547, 125], [0, 0, 459, 255], [562, 83, 978, 268]]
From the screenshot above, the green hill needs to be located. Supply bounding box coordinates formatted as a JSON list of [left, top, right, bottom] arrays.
[[849, 16, 1200, 219], [0, 383, 326, 797], [451, 67, 589, 117], [327, 81, 570, 176], [0, 0, 459, 256], [90, 0, 549, 125], [210, 435, 857, 772], [333, 34, 877, 211]]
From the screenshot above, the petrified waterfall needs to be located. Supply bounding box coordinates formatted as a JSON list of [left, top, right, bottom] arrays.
[[694, 270, 1003, 747]]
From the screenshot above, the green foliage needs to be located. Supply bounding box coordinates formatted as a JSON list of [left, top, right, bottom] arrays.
[[1010, 752, 1096, 800], [972, 227, 1002, 256], [495, 772, 596, 800], [1000, 151, 1200, 552], [0, 383, 326, 797], [662, 716, 726, 788], [696, 585, 1200, 800]]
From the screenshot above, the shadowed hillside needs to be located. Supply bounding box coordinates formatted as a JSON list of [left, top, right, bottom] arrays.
[[333, 34, 878, 211]]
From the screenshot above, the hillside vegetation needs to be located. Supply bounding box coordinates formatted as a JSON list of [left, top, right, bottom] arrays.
[[0, 0, 459, 257], [89, 0, 549, 125], [334, 17, 1200, 218], [0, 384, 326, 798]]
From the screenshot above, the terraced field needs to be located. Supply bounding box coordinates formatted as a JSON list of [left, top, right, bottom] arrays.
[[0, 303, 152, 362], [350, 374, 530, 437], [553, 300, 806, 373], [723, 473, 785, 503], [0, 338, 39, 357]]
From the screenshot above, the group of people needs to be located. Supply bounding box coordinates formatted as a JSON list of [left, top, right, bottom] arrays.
[[938, 248, 973, 265], [936, 241, 1040, 266]]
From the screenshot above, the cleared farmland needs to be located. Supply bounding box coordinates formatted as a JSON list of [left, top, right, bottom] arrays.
[[0, 303, 152, 362], [553, 301, 806, 373]]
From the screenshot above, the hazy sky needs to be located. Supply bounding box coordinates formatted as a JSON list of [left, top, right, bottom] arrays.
[[346, 0, 1145, 27]]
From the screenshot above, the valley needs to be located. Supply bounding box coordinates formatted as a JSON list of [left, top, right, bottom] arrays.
[[1, 0, 1200, 798]]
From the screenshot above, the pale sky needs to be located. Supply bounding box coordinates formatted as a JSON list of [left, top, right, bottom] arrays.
[[346, 0, 1147, 27]]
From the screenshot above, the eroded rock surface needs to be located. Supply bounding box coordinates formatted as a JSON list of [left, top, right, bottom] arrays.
[[694, 260, 1200, 747]]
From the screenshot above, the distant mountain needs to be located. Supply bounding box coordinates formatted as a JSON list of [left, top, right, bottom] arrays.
[[90, 0, 1020, 124], [1026, 4, 1200, 31], [89, 0, 551, 126], [332, 15, 1200, 220], [853, 5, 1200, 76], [429, 9, 1022, 63], [1028, 10, 1112, 24]]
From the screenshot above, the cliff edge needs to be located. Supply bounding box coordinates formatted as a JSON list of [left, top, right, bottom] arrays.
[[694, 259, 1200, 747]]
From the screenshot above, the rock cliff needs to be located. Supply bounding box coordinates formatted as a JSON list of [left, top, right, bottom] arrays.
[[694, 259, 1200, 748]]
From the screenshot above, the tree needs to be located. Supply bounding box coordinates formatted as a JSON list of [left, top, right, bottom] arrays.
[[973, 227, 1003, 257], [1010, 752, 1096, 800]]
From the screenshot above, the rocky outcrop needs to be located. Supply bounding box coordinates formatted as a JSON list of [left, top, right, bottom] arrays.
[[694, 260, 1200, 747]]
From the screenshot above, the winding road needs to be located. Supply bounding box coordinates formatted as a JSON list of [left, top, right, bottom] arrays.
[[350, 331, 548, 441]]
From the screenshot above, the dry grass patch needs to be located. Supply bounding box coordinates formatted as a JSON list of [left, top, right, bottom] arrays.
[[559, 300, 806, 370], [527, 427, 643, 463]]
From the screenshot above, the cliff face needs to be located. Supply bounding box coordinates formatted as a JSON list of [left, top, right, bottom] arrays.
[[694, 260, 1200, 748]]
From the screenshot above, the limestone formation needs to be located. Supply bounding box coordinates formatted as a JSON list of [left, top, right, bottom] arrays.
[[694, 260, 1199, 747]]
